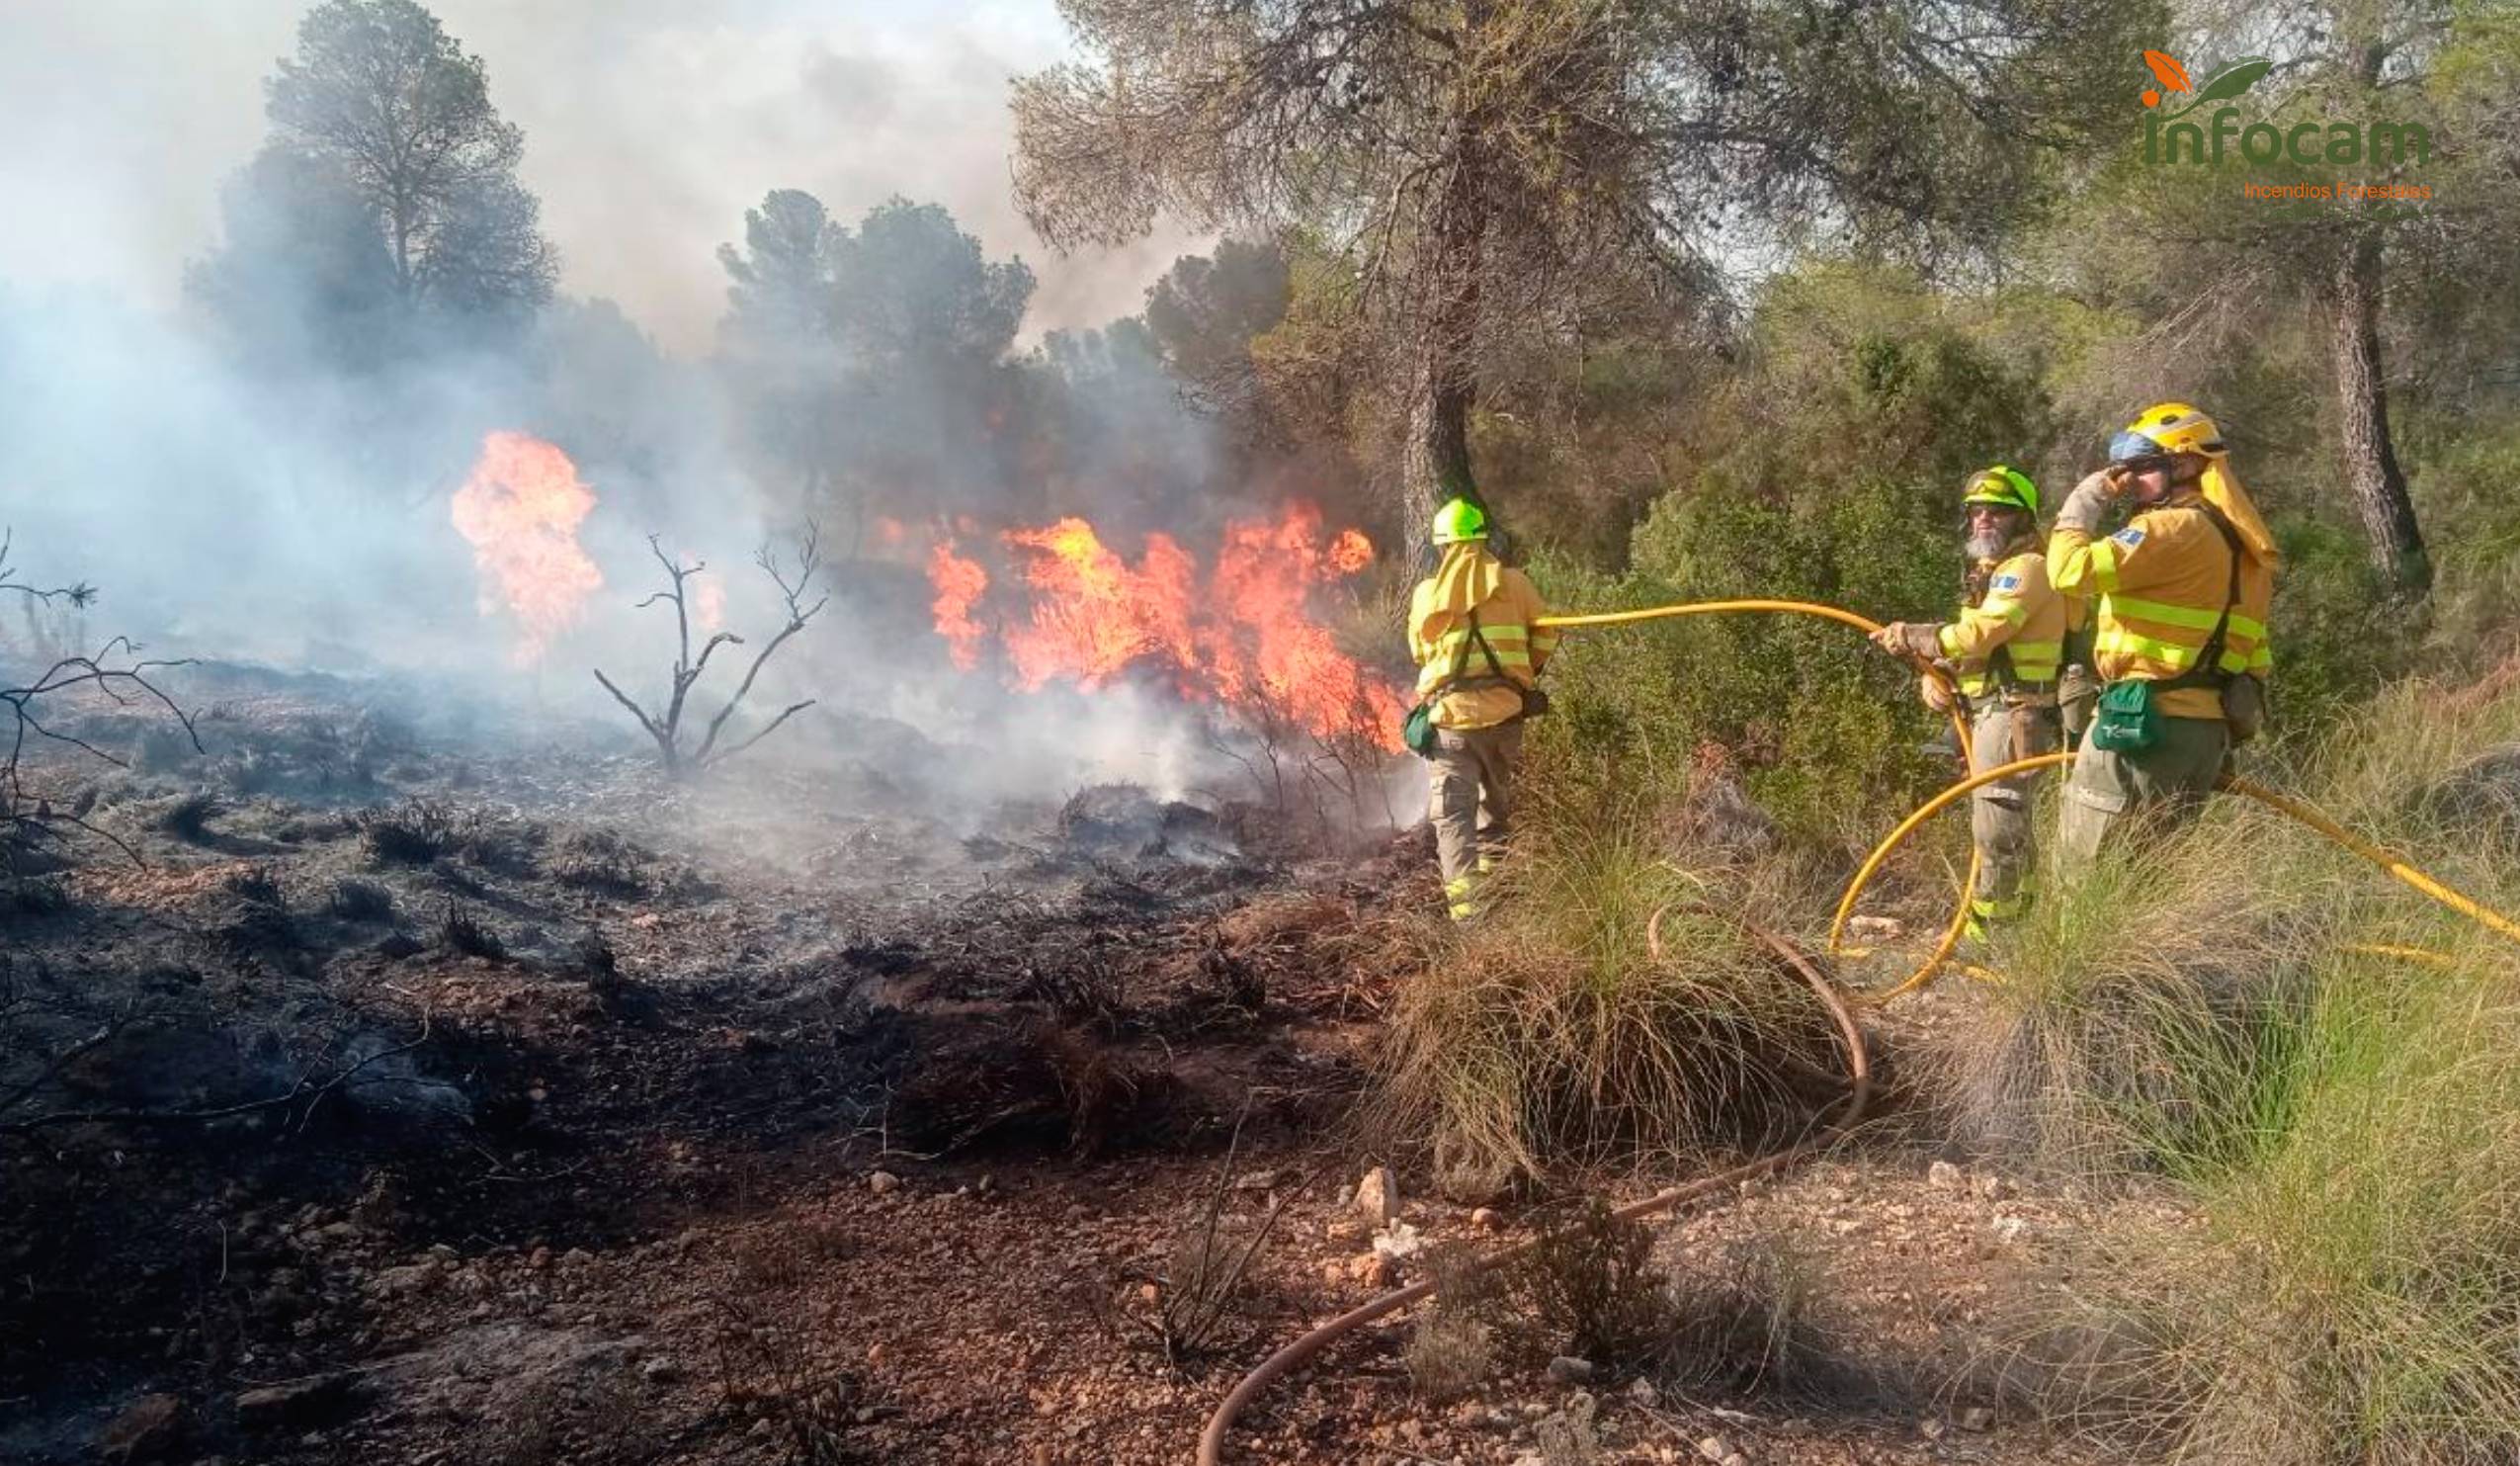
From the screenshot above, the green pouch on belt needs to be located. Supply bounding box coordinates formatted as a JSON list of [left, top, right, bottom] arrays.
[[1402, 701, 1440, 757], [2089, 679, 2160, 754]]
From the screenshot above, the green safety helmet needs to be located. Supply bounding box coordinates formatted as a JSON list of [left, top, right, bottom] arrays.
[[1431, 497, 1488, 545], [1961, 465, 2040, 516]]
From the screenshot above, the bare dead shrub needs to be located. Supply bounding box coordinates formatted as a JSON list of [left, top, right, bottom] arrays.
[[328, 878, 396, 922], [2, 875, 73, 916], [593, 527, 827, 777], [711, 1295, 858, 1466], [1660, 1231, 1871, 1404], [219, 864, 284, 906], [1405, 1242, 1503, 1402], [1514, 1198, 1674, 1369], [1404, 1308, 1493, 1402], [441, 902, 505, 960], [359, 797, 467, 865], [3, 531, 201, 868], [575, 927, 620, 990], [1112, 1130, 1296, 1368], [146, 789, 222, 840], [552, 828, 648, 896]]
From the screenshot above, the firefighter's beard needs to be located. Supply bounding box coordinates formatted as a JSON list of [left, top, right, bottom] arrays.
[[1965, 527, 2013, 562]]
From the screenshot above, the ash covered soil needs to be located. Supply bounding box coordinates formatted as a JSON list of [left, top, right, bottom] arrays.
[[5, 663, 2124, 1466]]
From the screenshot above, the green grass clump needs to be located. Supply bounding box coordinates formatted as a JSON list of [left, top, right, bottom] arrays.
[[1370, 784, 1856, 1185], [1959, 672, 2520, 1461]]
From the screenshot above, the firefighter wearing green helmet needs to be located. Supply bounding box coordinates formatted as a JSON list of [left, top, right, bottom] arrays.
[[1406, 497, 1555, 920], [1870, 466, 2079, 940]]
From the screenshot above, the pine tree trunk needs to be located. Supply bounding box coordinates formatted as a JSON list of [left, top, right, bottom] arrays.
[[1398, 134, 1487, 533], [2329, 227, 2431, 598]]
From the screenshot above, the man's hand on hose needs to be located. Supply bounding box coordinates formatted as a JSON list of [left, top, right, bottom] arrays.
[[1919, 673, 1955, 714], [1869, 622, 1947, 663]]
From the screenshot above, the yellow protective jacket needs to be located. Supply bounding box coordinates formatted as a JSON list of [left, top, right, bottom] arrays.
[[1936, 548, 2073, 703], [1408, 550, 1556, 731], [2049, 496, 2273, 721]]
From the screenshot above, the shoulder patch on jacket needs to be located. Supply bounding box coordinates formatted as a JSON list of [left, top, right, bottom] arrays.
[[2111, 526, 2147, 549], [1990, 572, 2022, 593]]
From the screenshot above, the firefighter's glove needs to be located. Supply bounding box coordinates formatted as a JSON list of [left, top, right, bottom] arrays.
[[1869, 622, 1946, 662], [1919, 673, 1955, 715], [2055, 470, 2121, 536]]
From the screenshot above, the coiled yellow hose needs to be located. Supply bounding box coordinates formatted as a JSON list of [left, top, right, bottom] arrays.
[[1827, 752, 2520, 962]]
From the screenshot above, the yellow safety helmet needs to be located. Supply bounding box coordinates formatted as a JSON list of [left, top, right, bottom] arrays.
[[1431, 497, 1488, 545], [2109, 401, 2226, 464], [1961, 465, 2040, 516]]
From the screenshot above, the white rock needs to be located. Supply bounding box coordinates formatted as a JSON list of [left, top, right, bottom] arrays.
[[1698, 1436, 1731, 1463], [867, 1170, 901, 1196], [1356, 1166, 1398, 1225], [1372, 1221, 1426, 1260], [1546, 1355, 1595, 1385], [1928, 1160, 1966, 1190], [1958, 1406, 1994, 1431], [1627, 1377, 1658, 1407]]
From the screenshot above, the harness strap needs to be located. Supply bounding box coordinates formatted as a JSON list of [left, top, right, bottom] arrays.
[[2154, 505, 2244, 693]]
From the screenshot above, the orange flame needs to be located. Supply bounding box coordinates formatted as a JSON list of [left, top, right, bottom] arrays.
[[450, 432, 604, 665], [928, 541, 989, 671], [930, 504, 1405, 751]]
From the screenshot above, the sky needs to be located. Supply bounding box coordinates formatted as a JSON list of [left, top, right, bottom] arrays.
[[0, 0, 1205, 351]]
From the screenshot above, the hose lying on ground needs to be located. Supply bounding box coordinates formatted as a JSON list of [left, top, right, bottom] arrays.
[[1194, 909, 1869, 1466]]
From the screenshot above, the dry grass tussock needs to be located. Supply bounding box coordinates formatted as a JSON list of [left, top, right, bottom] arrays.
[[1954, 675, 2520, 1462], [1368, 784, 1857, 1187]]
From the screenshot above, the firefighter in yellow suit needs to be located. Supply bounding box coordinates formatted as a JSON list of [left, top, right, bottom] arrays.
[[1871, 466, 2076, 940], [2048, 402, 2278, 864], [1408, 498, 1556, 920]]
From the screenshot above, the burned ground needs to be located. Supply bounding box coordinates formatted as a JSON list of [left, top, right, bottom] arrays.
[[4, 663, 2119, 1466]]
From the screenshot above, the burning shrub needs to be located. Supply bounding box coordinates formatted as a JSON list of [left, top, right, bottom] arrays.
[[592, 527, 826, 776]]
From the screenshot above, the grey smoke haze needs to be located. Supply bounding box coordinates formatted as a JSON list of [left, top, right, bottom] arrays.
[[0, 0, 1202, 351], [0, 0, 1416, 828]]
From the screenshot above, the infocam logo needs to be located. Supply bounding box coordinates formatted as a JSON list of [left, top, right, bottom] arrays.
[[2137, 49, 2430, 168]]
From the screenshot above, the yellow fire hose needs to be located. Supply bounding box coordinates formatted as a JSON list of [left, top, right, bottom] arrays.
[[1197, 599, 2520, 1464], [1532, 600, 1982, 1002], [1829, 751, 2520, 958]]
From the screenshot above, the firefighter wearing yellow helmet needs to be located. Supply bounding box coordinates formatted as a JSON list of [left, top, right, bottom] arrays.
[[2047, 402, 2278, 863], [1870, 466, 2077, 939], [1406, 497, 1556, 920]]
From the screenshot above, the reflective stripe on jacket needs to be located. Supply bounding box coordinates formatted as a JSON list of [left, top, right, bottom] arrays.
[[2049, 498, 2274, 721], [1937, 550, 2070, 700], [1408, 566, 1555, 730]]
